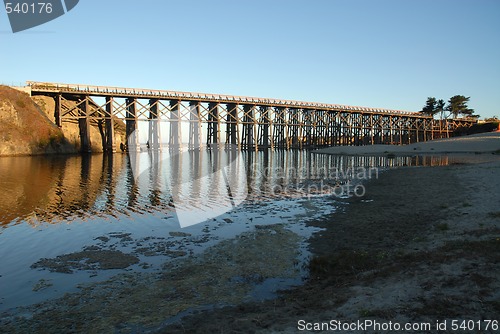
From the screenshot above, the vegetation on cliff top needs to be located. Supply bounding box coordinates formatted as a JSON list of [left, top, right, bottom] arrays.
[[420, 95, 477, 119]]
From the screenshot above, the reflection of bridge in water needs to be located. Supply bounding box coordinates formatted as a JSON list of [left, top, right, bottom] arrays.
[[0, 151, 462, 228], [27, 82, 476, 152]]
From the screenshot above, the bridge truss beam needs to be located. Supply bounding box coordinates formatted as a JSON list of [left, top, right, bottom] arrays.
[[28, 82, 476, 152]]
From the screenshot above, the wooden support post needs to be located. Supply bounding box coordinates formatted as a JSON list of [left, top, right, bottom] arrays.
[[242, 105, 255, 150], [105, 97, 116, 152], [273, 107, 284, 149], [207, 102, 219, 146], [256, 106, 269, 149], [382, 116, 386, 144], [126, 98, 140, 152], [169, 100, 181, 149], [316, 110, 322, 146], [332, 112, 338, 146], [189, 101, 202, 150], [400, 118, 404, 145], [406, 119, 410, 144], [303, 110, 311, 148], [370, 114, 375, 145], [289, 109, 299, 149], [347, 114, 353, 146], [260, 106, 269, 149], [268, 106, 274, 151], [253, 106, 259, 151], [226, 103, 238, 146], [352, 113, 357, 146], [149, 99, 162, 150], [423, 119, 427, 142], [79, 96, 92, 153], [55, 94, 62, 127]]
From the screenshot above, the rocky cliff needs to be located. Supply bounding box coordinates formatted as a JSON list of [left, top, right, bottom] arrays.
[[0, 85, 76, 156], [0, 86, 126, 156]]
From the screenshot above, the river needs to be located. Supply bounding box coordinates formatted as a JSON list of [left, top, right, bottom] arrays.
[[0, 149, 459, 329]]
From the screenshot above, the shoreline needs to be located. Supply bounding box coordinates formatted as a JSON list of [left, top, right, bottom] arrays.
[[314, 131, 500, 156], [1, 153, 499, 333], [162, 157, 500, 333]]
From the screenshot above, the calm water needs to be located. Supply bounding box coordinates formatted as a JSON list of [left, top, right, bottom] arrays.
[[0, 150, 468, 312]]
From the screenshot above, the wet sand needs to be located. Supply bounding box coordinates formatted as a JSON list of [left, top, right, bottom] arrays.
[[315, 131, 500, 155], [163, 157, 500, 333]]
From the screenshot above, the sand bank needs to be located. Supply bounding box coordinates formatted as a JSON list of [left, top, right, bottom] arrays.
[[163, 158, 500, 333], [315, 131, 500, 155]]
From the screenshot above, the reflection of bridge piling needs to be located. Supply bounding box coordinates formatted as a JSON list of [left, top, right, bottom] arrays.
[[28, 81, 477, 153], [2, 149, 465, 226]]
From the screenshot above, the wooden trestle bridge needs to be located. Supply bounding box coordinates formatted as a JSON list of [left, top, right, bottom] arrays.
[[27, 81, 476, 152]]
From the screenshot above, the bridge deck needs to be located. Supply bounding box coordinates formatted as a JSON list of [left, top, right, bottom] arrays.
[[28, 81, 423, 117]]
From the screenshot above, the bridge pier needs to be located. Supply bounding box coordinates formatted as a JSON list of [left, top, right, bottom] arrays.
[[226, 103, 239, 147], [207, 102, 220, 147], [329, 112, 337, 146], [302, 110, 311, 147], [273, 107, 286, 149], [188, 101, 202, 150], [242, 105, 256, 150], [288, 109, 301, 149], [105, 97, 116, 152], [256, 106, 271, 150], [79, 96, 92, 153], [126, 98, 140, 152], [169, 100, 181, 149], [55, 94, 62, 127], [149, 99, 162, 151]]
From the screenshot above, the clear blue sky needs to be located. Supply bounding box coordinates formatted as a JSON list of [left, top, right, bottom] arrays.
[[1, 0, 499, 118]]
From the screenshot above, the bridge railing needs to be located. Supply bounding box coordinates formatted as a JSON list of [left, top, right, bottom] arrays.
[[27, 81, 422, 117]]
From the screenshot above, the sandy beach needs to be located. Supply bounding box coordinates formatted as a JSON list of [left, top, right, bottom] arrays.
[[315, 131, 500, 156]]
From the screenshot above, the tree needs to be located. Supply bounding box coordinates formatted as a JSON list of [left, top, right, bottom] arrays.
[[446, 95, 474, 118], [421, 97, 438, 116], [435, 99, 445, 120]]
